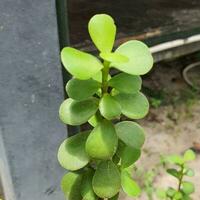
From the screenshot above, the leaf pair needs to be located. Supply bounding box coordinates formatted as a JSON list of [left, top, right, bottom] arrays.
[[58, 121, 145, 171], [61, 169, 97, 200], [61, 43, 153, 80], [58, 120, 118, 171], [61, 14, 153, 81], [61, 161, 121, 199], [98, 73, 148, 120], [89, 15, 153, 75], [166, 149, 196, 165]]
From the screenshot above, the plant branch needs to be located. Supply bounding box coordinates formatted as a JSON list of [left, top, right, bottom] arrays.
[[101, 60, 110, 94], [178, 164, 184, 191]]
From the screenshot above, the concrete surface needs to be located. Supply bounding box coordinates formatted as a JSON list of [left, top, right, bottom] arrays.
[[0, 0, 67, 199]]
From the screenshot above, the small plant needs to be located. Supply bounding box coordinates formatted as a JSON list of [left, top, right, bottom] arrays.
[[57, 14, 153, 199], [157, 150, 196, 200]]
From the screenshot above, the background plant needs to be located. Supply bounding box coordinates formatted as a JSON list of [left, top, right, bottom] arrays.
[[156, 150, 196, 200], [57, 14, 153, 200]]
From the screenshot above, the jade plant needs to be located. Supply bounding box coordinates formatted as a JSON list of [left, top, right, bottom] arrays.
[[157, 150, 196, 200], [57, 14, 153, 200]]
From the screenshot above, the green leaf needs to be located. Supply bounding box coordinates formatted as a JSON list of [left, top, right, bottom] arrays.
[[111, 40, 153, 75], [108, 73, 142, 94], [99, 94, 121, 120], [61, 47, 103, 80], [166, 155, 184, 165], [66, 78, 101, 101], [166, 168, 180, 179], [100, 52, 128, 63], [121, 169, 141, 197], [182, 195, 192, 200], [88, 114, 102, 127], [92, 70, 111, 83], [86, 120, 118, 159], [115, 121, 145, 149], [61, 172, 82, 200], [59, 98, 98, 125], [57, 131, 90, 171], [182, 181, 195, 195], [114, 92, 149, 119], [92, 161, 121, 198], [81, 169, 97, 200], [185, 168, 195, 177], [166, 187, 176, 197], [184, 149, 196, 162], [88, 14, 116, 52], [174, 191, 183, 199], [119, 145, 141, 168], [156, 188, 166, 199]]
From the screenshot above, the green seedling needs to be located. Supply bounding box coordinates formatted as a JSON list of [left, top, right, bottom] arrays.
[[57, 14, 153, 199], [157, 150, 196, 200]]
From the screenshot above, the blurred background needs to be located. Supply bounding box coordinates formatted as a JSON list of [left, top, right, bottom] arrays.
[[0, 0, 200, 199]]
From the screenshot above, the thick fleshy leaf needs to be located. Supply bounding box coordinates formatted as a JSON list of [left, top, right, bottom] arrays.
[[100, 52, 128, 63], [61, 47, 103, 80], [108, 73, 142, 94], [81, 169, 97, 200], [115, 121, 145, 149], [184, 150, 196, 162], [121, 169, 141, 197], [111, 40, 153, 75], [114, 92, 149, 119], [86, 120, 118, 159], [59, 98, 98, 125], [99, 94, 121, 120], [182, 182, 195, 195], [66, 78, 101, 100], [92, 71, 111, 83], [88, 114, 102, 127], [88, 14, 116, 52], [57, 131, 90, 170], [61, 172, 82, 200], [119, 145, 141, 168], [92, 161, 121, 198]]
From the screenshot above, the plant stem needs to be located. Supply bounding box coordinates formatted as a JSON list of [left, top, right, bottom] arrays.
[[101, 60, 110, 94], [178, 164, 184, 191]]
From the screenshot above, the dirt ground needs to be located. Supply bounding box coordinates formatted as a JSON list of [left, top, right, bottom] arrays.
[[120, 53, 200, 200]]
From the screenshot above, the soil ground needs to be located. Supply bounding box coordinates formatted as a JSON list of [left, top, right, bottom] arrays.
[[120, 52, 200, 200]]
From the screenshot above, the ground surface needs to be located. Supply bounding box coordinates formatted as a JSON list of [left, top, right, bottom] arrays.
[[119, 53, 200, 200]]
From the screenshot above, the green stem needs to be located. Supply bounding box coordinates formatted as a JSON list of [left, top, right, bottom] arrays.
[[178, 165, 184, 191], [101, 61, 110, 95]]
